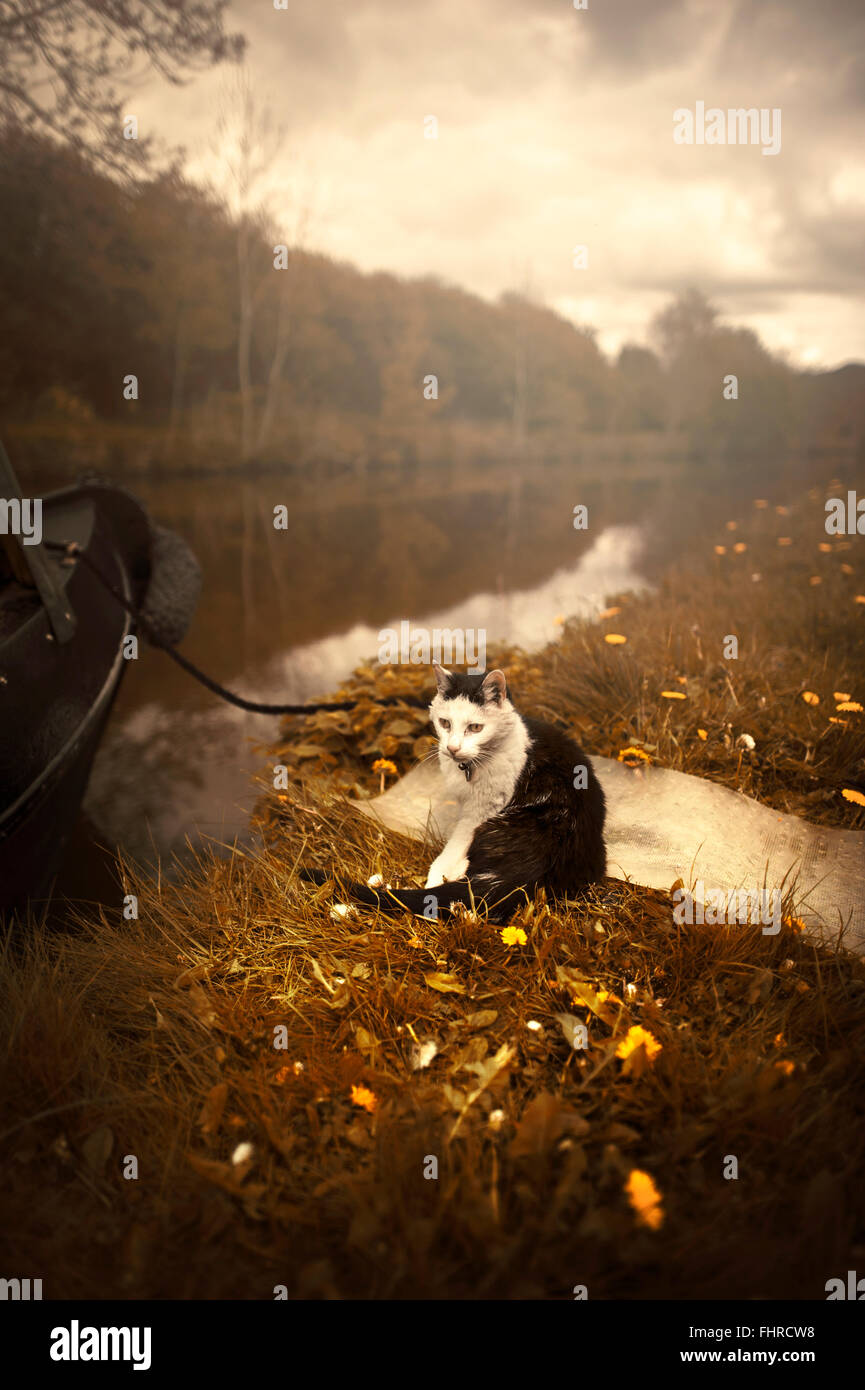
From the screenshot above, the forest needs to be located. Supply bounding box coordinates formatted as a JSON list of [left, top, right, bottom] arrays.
[[2, 124, 863, 480]]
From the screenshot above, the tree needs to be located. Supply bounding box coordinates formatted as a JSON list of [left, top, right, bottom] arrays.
[[0, 0, 244, 174]]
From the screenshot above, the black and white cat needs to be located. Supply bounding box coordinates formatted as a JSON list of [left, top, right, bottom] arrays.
[[304, 665, 606, 922]]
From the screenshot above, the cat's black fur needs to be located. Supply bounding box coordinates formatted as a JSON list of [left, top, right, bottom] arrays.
[[303, 673, 606, 924]]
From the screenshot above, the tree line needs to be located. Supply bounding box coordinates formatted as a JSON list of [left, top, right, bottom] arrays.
[[0, 125, 861, 473]]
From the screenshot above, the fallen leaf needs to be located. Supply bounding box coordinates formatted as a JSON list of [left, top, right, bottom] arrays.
[[424, 971, 466, 994], [198, 1082, 228, 1136], [554, 1013, 589, 1051], [354, 1026, 380, 1060], [464, 1009, 498, 1029]]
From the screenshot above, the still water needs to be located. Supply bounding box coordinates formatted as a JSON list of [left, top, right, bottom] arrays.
[[57, 457, 707, 892]]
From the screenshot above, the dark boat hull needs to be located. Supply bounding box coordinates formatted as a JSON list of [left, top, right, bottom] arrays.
[[0, 481, 159, 913]]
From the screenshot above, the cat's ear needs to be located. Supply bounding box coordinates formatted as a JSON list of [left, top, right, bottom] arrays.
[[481, 669, 508, 705], [433, 663, 452, 695]]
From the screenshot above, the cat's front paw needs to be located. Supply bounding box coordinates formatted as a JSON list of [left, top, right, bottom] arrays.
[[425, 856, 447, 888], [425, 854, 468, 887]]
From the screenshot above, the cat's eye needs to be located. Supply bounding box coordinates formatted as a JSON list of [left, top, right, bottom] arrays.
[[439, 719, 451, 731], [467, 723, 484, 733]]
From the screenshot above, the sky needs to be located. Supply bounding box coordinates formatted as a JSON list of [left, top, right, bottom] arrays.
[[131, 0, 865, 369]]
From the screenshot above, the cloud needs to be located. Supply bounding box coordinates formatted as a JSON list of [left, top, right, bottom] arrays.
[[129, 0, 864, 366]]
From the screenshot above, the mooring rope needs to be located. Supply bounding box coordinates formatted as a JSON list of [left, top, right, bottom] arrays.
[[42, 539, 428, 717]]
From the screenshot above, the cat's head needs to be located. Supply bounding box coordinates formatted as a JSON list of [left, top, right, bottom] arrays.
[[429, 665, 512, 769]]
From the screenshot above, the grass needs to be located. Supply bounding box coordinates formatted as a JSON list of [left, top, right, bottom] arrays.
[[1, 480, 864, 1299]]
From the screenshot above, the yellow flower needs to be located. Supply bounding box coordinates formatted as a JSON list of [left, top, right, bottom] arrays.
[[350, 1084, 378, 1112], [836, 701, 863, 713], [733, 542, 747, 553], [778, 536, 793, 546], [604, 633, 627, 645], [754, 498, 769, 509], [616, 1025, 662, 1062], [818, 542, 832, 553], [617, 746, 651, 767], [801, 691, 820, 706], [775, 1059, 795, 1077], [809, 576, 822, 586], [714, 544, 727, 555], [372, 758, 397, 774], [697, 728, 708, 741], [500, 925, 528, 946], [783, 915, 807, 933], [725, 520, 738, 531], [660, 690, 686, 700], [855, 595, 865, 605], [834, 691, 851, 702], [842, 789, 865, 807], [625, 1169, 664, 1230]]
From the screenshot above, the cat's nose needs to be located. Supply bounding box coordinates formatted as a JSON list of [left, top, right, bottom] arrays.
[[447, 743, 461, 756]]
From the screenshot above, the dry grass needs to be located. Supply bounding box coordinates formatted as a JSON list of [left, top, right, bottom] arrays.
[[1, 482, 864, 1299]]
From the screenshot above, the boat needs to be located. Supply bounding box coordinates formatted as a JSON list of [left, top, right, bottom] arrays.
[[0, 441, 200, 914]]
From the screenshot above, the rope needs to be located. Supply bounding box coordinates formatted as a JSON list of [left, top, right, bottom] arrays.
[[42, 539, 429, 717]]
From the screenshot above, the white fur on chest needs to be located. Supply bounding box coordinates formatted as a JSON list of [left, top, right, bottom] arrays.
[[438, 719, 531, 826]]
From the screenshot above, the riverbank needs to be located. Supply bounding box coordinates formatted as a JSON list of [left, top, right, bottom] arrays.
[[1, 479, 864, 1299]]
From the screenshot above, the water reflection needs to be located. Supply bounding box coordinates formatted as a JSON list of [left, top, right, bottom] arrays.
[[83, 522, 647, 870]]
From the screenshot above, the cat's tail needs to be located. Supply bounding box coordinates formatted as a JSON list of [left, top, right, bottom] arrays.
[[299, 867, 524, 921]]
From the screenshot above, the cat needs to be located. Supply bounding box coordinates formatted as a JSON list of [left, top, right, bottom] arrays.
[[303, 664, 606, 923]]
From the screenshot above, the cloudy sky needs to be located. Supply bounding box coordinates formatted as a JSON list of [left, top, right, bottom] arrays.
[[134, 0, 865, 368]]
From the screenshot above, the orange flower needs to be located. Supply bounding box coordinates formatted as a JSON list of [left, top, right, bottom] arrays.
[[618, 746, 651, 767], [372, 758, 397, 774], [725, 520, 738, 531], [842, 789, 865, 807], [836, 701, 863, 713], [754, 499, 769, 509], [778, 537, 793, 546], [625, 1169, 664, 1230], [350, 1084, 378, 1112], [616, 1025, 662, 1063], [660, 690, 686, 700], [714, 545, 727, 556], [500, 925, 528, 946], [604, 633, 627, 645], [733, 542, 747, 553], [809, 576, 822, 586], [697, 728, 708, 741], [818, 543, 832, 553], [834, 691, 851, 702], [801, 691, 820, 706]]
